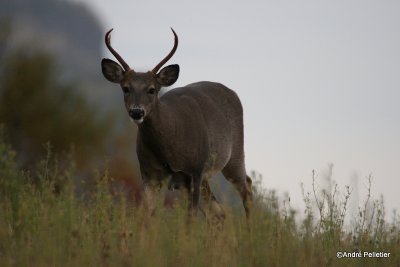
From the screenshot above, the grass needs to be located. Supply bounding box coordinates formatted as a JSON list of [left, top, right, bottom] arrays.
[[0, 139, 399, 266]]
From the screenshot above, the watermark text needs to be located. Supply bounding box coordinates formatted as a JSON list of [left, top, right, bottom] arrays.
[[336, 251, 390, 259]]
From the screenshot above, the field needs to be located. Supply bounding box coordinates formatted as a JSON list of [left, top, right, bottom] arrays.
[[0, 140, 399, 267]]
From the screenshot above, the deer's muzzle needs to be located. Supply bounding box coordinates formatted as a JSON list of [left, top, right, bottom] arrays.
[[129, 108, 145, 120]]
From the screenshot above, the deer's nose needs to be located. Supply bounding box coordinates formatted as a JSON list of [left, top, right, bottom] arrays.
[[129, 108, 144, 120]]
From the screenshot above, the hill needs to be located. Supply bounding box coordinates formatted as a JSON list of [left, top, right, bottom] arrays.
[[0, 0, 122, 109]]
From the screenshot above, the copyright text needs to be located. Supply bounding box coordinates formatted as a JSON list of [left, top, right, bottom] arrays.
[[336, 251, 390, 258]]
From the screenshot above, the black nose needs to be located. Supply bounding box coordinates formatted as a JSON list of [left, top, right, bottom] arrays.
[[129, 108, 144, 120]]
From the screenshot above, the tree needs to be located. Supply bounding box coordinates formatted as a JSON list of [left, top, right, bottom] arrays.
[[0, 51, 112, 168]]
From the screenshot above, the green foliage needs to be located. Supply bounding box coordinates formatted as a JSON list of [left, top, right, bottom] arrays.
[[0, 139, 399, 266], [0, 127, 22, 226], [0, 51, 112, 167]]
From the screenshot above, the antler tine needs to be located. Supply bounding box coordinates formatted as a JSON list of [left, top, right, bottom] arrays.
[[152, 28, 178, 74], [105, 29, 131, 72]]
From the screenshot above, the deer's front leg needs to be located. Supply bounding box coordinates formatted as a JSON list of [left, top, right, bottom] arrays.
[[137, 141, 170, 213], [141, 173, 161, 215], [188, 175, 202, 216]]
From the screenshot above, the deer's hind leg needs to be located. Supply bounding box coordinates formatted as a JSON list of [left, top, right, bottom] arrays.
[[169, 172, 225, 221], [168, 172, 202, 216], [200, 179, 226, 225], [222, 161, 253, 218]]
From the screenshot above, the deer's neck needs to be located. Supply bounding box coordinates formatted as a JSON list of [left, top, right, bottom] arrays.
[[138, 101, 176, 151]]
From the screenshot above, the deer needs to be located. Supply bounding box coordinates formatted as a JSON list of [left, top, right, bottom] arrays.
[[101, 28, 253, 219]]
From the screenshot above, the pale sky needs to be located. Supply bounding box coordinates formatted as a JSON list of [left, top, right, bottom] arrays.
[[73, 0, 400, 216]]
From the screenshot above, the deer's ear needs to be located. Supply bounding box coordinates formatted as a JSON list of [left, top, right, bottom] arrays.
[[101, 58, 124, 83], [157, 64, 179, 86]]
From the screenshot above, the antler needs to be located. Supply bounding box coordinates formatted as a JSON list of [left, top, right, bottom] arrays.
[[152, 28, 178, 74], [105, 29, 131, 72]]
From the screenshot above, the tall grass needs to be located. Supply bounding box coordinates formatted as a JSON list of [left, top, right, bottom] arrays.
[[0, 138, 399, 266]]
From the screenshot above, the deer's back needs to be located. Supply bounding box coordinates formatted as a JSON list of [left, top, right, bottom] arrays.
[[159, 81, 244, 172], [162, 81, 243, 118]]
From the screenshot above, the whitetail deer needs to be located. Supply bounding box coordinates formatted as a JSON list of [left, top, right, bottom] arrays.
[[101, 28, 253, 218]]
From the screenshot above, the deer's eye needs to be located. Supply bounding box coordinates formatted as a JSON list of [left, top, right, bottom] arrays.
[[122, 87, 129, 95], [148, 88, 156, 95]]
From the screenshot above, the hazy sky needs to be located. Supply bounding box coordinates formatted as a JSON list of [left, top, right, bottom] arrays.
[[73, 0, 400, 215]]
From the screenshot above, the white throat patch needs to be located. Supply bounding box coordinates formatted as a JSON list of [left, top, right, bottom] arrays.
[[130, 117, 144, 125]]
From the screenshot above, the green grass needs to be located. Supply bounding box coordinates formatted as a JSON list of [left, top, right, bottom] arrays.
[[0, 140, 399, 266]]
